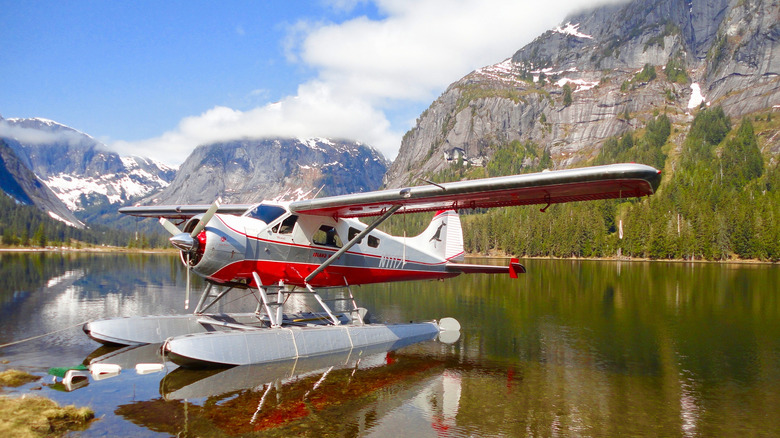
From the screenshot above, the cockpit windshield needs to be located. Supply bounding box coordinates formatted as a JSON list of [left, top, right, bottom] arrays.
[[245, 204, 286, 224]]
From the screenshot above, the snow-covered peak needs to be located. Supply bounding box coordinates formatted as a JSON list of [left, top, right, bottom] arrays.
[[8, 117, 61, 126], [5, 117, 96, 141], [121, 155, 177, 172], [297, 137, 331, 153]]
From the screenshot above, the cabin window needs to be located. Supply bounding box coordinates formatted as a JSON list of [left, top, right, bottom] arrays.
[[348, 227, 363, 243], [313, 225, 343, 248], [272, 215, 298, 234], [368, 235, 380, 248], [246, 205, 286, 224]]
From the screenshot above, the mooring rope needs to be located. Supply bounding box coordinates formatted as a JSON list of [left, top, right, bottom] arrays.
[[0, 319, 91, 349]]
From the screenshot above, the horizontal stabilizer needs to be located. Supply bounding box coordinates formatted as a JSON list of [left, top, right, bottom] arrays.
[[446, 258, 525, 277]]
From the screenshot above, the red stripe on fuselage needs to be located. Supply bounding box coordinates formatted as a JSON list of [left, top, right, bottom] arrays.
[[208, 259, 459, 287]]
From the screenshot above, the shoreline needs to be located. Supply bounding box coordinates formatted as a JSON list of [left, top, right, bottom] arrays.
[[0, 246, 176, 254], [465, 253, 779, 265], [1, 247, 775, 265]]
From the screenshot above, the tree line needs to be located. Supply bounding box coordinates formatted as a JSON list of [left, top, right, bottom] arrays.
[[0, 194, 169, 249]]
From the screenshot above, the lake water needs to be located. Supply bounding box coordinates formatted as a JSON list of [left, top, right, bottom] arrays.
[[1, 252, 779, 437]]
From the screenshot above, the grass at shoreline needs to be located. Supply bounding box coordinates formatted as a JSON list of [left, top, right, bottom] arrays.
[[0, 395, 95, 437], [0, 370, 95, 437]]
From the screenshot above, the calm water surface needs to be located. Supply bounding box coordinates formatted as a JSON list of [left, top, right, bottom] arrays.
[[0, 252, 778, 437]]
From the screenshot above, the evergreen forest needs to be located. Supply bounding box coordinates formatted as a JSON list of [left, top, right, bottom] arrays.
[[0, 195, 168, 249]]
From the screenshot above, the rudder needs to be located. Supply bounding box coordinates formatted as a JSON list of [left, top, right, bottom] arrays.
[[414, 210, 464, 262]]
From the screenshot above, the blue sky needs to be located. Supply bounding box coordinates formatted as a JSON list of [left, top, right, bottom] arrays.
[[2, 0, 592, 165]]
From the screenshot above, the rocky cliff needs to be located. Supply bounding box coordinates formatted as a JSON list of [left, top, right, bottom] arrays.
[[146, 137, 389, 205], [384, 0, 779, 188]]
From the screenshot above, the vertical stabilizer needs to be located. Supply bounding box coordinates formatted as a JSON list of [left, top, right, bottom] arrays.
[[414, 210, 465, 262]]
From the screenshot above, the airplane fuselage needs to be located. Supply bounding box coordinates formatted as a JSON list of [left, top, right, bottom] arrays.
[[184, 203, 462, 288]]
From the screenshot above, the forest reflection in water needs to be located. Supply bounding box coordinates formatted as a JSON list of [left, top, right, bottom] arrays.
[[0, 252, 778, 436]]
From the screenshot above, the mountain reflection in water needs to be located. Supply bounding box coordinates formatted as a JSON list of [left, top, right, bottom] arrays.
[[1, 253, 779, 436]]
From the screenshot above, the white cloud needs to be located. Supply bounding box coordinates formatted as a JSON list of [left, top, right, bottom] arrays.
[[0, 121, 91, 147], [112, 0, 598, 165], [112, 81, 398, 164]]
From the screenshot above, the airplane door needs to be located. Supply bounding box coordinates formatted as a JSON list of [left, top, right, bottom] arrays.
[[265, 215, 298, 261]]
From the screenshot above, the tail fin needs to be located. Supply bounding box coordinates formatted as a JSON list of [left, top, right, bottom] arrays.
[[414, 210, 464, 262]]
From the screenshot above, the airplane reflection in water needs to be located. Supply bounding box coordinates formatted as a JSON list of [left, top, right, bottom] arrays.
[[76, 339, 463, 436]]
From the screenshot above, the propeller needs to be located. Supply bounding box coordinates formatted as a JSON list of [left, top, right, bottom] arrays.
[[159, 218, 182, 236], [158, 199, 221, 311], [189, 200, 220, 238]]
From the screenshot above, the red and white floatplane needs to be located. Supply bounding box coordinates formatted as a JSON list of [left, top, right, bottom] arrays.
[[83, 163, 660, 367]]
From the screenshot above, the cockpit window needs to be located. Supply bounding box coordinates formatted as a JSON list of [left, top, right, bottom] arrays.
[[246, 205, 286, 224], [272, 215, 298, 234], [313, 225, 343, 248], [348, 227, 363, 243]]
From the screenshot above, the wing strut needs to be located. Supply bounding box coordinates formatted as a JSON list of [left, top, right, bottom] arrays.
[[305, 204, 402, 284]]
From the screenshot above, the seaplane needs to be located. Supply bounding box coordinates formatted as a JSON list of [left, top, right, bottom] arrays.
[[83, 163, 661, 368]]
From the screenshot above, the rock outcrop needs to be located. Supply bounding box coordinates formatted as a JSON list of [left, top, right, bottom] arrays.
[[384, 0, 779, 188], [146, 138, 389, 205]]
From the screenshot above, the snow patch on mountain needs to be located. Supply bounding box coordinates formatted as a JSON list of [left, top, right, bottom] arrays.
[[554, 22, 593, 39], [45, 157, 173, 210], [556, 77, 600, 92], [48, 210, 82, 228], [298, 137, 334, 153], [474, 59, 528, 86], [688, 83, 709, 109]]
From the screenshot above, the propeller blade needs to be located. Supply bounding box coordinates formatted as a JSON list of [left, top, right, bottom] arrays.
[[189, 199, 221, 238], [159, 218, 181, 236], [185, 253, 191, 311]]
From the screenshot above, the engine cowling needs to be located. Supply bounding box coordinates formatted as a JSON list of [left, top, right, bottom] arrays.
[[177, 214, 248, 282]]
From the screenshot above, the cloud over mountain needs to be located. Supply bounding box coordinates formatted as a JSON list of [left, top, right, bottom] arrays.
[[111, 0, 603, 165]]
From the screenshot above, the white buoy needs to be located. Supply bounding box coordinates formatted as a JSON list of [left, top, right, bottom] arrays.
[[62, 369, 89, 391], [438, 317, 461, 332], [135, 363, 165, 374], [89, 363, 121, 380]]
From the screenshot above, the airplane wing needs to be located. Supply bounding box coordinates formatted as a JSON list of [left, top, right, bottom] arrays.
[[289, 163, 661, 218], [118, 204, 254, 219]]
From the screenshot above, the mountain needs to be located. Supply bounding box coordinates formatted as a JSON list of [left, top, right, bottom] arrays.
[[0, 115, 389, 231], [0, 138, 83, 227], [0, 117, 175, 211], [384, 0, 779, 187], [146, 137, 389, 205]]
